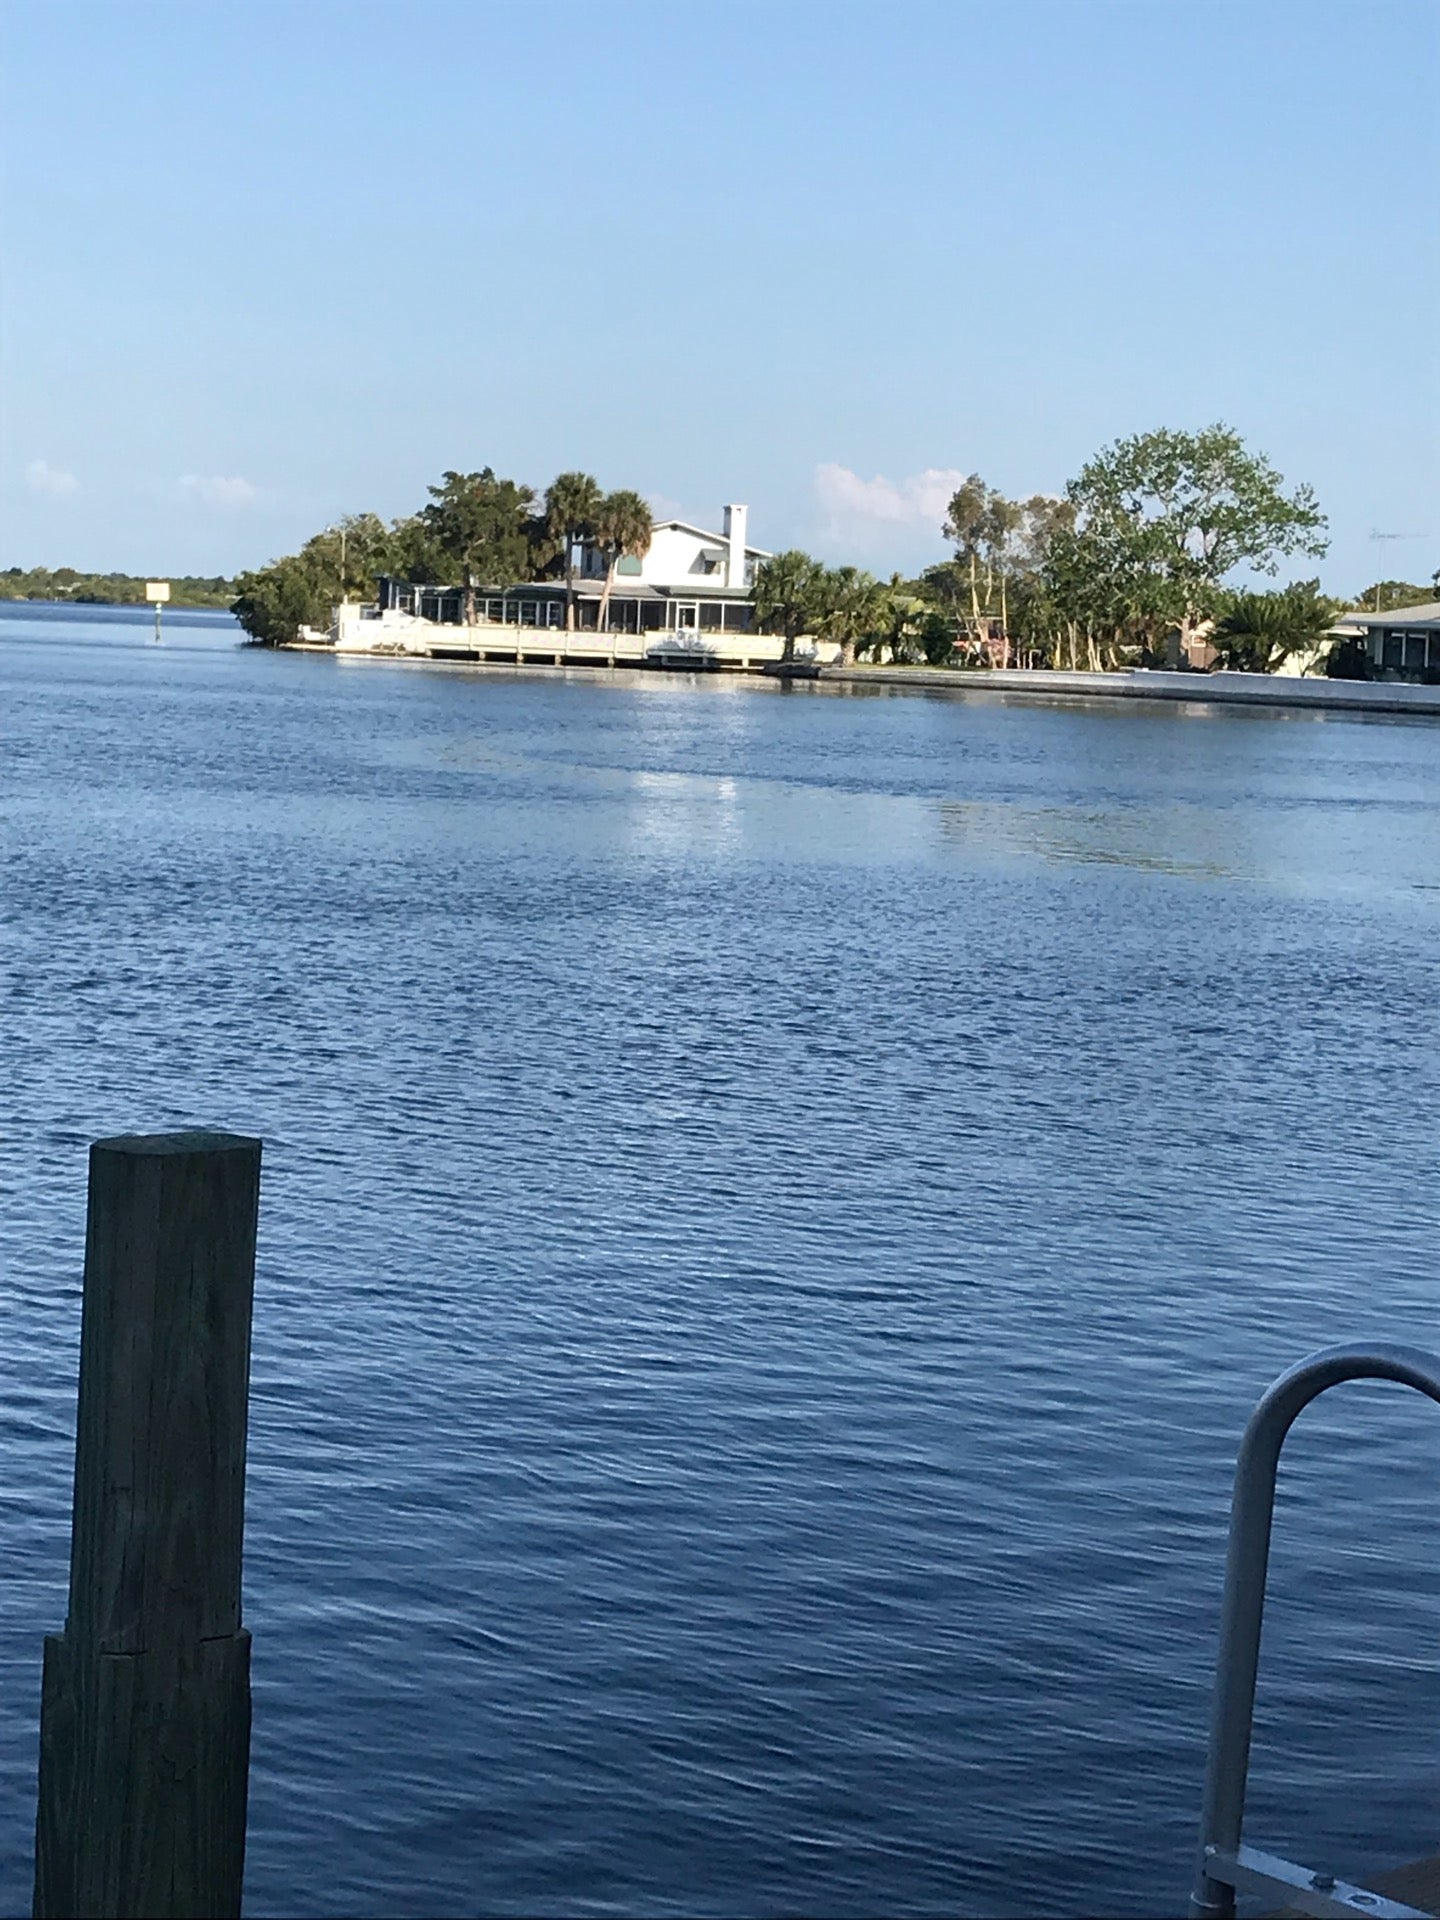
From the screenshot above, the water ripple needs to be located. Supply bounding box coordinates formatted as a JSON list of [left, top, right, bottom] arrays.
[[1, 610, 1437, 1916]]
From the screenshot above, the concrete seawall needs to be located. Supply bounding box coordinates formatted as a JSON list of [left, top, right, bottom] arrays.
[[280, 640, 1440, 721], [822, 665, 1440, 719]]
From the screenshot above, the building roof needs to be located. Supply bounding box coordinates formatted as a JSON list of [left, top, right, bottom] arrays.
[[1341, 601, 1440, 628], [569, 580, 662, 601], [652, 518, 772, 559]]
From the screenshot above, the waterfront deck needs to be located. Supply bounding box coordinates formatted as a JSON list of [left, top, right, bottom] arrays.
[[1375, 1857, 1440, 1914], [319, 627, 787, 673], [1265, 1858, 1440, 1919]]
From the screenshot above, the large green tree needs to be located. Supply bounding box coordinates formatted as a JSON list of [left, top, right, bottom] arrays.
[[943, 475, 1020, 631], [941, 479, 1074, 654], [591, 489, 653, 632], [232, 509, 408, 645], [1063, 424, 1328, 655], [1031, 521, 1162, 670], [422, 468, 535, 621], [386, 514, 451, 585], [545, 471, 603, 631], [752, 549, 825, 661], [232, 554, 331, 646], [300, 512, 397, 602]]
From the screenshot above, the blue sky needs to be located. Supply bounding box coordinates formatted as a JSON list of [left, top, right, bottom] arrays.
[[2, 0, 1436, 591]]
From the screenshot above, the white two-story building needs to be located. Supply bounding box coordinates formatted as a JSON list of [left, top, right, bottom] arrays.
[[370, 504, 770, 639], [577, 504, 764, 599]]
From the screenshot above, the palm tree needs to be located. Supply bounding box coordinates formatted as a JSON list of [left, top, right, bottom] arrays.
[[753, 550, 824, 662], [814, 566, 885, 668], [545, 471, 602, 632], [592, 490, 653, 633], [872, 578, 947, 664], [1213, 581, 1340, 674]]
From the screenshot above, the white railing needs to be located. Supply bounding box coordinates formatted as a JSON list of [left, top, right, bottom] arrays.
[[1190, 1345, 1440, 1919]]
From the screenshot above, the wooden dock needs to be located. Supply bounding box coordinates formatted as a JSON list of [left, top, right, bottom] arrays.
[[1263, 1855, 1440, 1917], [1374, 1856, 1440, 1914]]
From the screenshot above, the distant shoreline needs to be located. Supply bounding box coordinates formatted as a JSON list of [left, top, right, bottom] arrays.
[[0, 571, 235, 611], [0, 594, 231, 611]]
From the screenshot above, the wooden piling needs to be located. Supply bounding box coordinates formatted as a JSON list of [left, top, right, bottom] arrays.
[[35, 1132, 262, 1920]]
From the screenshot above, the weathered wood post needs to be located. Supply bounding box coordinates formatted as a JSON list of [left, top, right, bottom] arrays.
[[35, 1131, 262, 1920]]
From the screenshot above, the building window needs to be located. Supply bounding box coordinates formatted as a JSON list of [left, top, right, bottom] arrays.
[[1382, 631, 1403, 670]]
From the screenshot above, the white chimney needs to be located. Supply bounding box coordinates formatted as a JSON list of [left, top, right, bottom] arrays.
[[723, 504, 749, 591]]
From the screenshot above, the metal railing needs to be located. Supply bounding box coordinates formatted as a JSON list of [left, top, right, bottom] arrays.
[[1190, 1344, 1440, 1920]]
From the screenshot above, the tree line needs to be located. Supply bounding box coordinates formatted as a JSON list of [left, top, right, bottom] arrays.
[[226, 427, 1432, 671], [0, 567, 236, 608], [757, 425, 1371, 674], [231, 469, 654, 646]]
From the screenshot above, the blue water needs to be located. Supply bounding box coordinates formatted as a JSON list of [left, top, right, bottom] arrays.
[[2, 602, 1437, 1916]]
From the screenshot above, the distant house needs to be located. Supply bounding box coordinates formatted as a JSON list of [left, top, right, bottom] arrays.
[[1330, 602, 1440, 682], [578, 504, 765, 594], [377, 505, 771, 637]]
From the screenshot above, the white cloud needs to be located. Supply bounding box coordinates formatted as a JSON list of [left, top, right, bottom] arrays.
[[178, 473, 258, 509], [815, 462, 965, 534], [25, 458, 78, 498]]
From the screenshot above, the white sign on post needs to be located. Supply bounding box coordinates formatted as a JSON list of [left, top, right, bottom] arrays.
[[145, 581, 171, 603]]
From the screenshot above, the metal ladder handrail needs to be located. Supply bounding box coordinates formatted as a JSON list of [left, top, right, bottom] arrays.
[[1190, 1343, 1440, 1920]]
